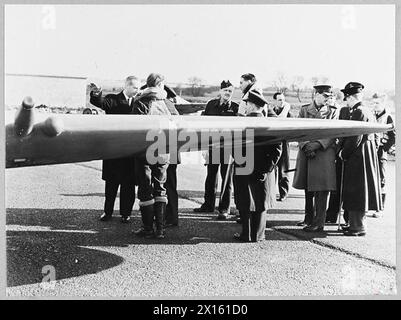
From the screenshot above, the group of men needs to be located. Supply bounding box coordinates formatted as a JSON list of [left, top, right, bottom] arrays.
[[292, 82, 395, 236], [89, 73, 395, 242], [90, 74, 179, 239]]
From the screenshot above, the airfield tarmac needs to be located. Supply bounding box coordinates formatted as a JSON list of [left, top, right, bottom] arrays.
[[5, 151, 396, 297]]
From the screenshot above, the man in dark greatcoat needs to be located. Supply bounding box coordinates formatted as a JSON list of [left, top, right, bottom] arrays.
[[89, 76, 140, 223], [193, 80, 239, 220], [339, 82, 382, 236], [233, 90, 282, 242]]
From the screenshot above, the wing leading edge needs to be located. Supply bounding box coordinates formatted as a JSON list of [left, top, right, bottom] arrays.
[[6, 104, 393, 168]]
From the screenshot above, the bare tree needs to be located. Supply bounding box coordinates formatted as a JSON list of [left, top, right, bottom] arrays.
[[290, 75, 304, 102], [272, 72, 289, 94], [188, 77, 203, 96]]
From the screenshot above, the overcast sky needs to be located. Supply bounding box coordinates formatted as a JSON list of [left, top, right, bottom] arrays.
[[5, 4, 395, 90]]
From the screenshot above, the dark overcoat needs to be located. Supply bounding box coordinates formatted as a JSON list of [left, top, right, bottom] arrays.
[[375, 108, 395, 160], [341, 102, 382, 212], [90, 91, 136, 183], [234, 112, 282, 212]]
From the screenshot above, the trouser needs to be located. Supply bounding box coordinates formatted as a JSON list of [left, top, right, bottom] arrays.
[[240, 210, 267, 242], [165, 164, 179, 225], [378, 147, 387, 209], [326, 158, 349, 223], [136, 158, 169, 206], [312, 191, 330, 228], [235, 174, 268, 242], [304, 190, 315, 224], [104, 180, 135, 217], [276, 142, 290, 198], [136, 157, 169, 230], [203, 163, 233, 212], [304, 190, 330, 226], [348, 210, 366, 232]]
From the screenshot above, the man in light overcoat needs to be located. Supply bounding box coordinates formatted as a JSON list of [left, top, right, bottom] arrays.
[[293, 85, 338, 232]]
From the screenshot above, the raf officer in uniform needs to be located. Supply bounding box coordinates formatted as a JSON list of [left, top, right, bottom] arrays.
[[233, 90, 282, 242], [292, 85, 338, 232], [194, 80, 239, 220], [89, 76, 140, 223], [339, 82, 382, 236]]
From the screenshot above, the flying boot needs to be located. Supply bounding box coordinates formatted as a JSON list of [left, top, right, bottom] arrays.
[[154, 202, 166, 239], [134, 204, 154, 237]]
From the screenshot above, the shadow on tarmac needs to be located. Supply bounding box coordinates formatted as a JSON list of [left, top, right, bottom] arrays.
[[6, 206, 340, 287], [59, 191, 305, 201]]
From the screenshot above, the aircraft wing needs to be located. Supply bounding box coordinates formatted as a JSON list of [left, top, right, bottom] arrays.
[[6, 103, 393, 168]]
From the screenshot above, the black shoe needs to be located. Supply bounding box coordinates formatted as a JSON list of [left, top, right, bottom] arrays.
[[297, 220, 310, 227], [99, 213, 112, 222], [133, 228, 154, 238], [155, 229, 165, 239], [343, 230, 366, 237], [236, 218, 242, 224], [303, 225, 324, 232], [193, 205, 214, 213], [277, 195, 288, 202], [120, 216, 131, 223], [341, 224, 350, 231], [233, 233, 249, 242], [217, 213, 228, 220]]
